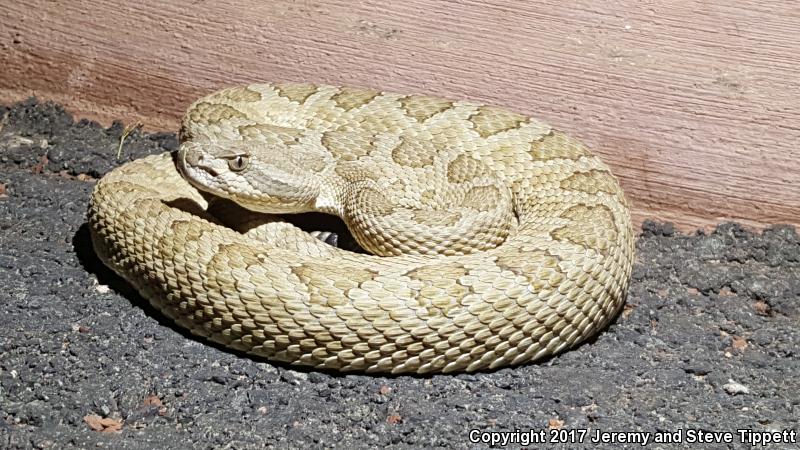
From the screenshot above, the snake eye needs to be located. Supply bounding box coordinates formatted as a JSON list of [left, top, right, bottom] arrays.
[[228, 154, 249, 171]]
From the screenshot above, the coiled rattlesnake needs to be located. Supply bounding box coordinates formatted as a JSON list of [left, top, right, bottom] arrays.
[[88, 83, 634, 374]]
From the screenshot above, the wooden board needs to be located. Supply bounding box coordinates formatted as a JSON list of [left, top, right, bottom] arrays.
[[2, 0, 798, 232]]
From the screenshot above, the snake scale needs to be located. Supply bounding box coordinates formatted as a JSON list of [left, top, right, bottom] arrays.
[[88, 83, 634, 374]]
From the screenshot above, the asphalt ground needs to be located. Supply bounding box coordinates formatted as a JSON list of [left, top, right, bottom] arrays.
[[0, 99, 797, 449]]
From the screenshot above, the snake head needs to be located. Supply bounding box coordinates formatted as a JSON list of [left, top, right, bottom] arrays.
[[177, 138, 328, 214]]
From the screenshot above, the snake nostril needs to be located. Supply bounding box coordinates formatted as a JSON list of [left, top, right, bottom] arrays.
[[181, 145, 204, 166]]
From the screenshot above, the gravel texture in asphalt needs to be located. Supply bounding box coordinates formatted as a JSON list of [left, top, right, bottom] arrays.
[[0, 99, 798, 449]]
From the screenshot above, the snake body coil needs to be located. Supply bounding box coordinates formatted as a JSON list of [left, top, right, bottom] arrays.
[[88, 83, 634, 374]]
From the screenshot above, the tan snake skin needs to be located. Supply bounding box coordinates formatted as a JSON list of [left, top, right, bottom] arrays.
[[88, 83, 634, 374]]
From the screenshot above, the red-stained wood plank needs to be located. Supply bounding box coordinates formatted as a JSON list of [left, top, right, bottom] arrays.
[[1, 0, 798, 232]]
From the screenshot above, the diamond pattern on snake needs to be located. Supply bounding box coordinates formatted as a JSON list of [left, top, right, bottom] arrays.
[[88, 83, 634, 374]]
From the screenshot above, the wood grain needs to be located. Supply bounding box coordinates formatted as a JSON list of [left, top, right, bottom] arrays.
[[1, 0, 798, 232]]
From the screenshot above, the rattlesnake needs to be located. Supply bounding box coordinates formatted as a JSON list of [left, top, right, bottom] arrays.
[[88, 83, 634, 374]]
